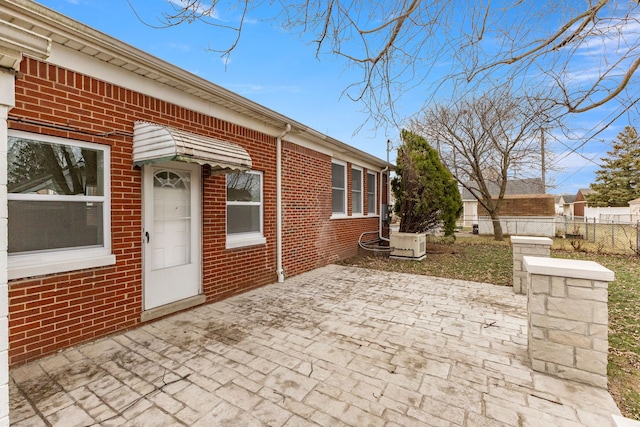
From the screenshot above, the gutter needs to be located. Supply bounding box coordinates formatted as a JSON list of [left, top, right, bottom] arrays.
[[276, 123, 291, 283]]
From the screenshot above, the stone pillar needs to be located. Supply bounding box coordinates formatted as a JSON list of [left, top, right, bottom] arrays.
[[523, 256, 613, 389], [511, 236, 552, 295]]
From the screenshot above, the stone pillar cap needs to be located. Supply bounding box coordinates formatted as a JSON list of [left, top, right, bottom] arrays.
[[523, 256, 614, 282], [511, 236, 553, 245]]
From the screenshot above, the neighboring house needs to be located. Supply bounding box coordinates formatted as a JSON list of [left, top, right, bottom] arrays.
[[554, 195, 563, 215], [460, 178, 545, 227], [0, 0, 391, 380], [558, 194, 577, 217], [476, 194, 556, 236], [573, 188, 594, 217]]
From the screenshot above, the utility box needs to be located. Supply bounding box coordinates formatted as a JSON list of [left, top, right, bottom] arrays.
[[390, 232, 427, 260], [381, 204, 392, 225]]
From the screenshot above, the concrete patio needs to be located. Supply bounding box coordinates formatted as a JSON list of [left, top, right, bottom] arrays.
[[9, 265, 621, 426]]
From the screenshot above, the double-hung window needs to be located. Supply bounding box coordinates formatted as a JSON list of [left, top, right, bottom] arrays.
[[226, 170, 265, 248], [7, 131, 114, 279], [367, 171, 377, 215], [331, 161, 347, 216], [351, 167, 363, 215]]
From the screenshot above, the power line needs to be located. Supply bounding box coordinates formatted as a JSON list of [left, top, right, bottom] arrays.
[[546, 95, 640, 169]]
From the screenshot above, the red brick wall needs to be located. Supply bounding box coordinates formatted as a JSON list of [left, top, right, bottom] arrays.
[[281, 143, 382, 276], [478, 195, 555, 217], [7, 58, 384, 366]]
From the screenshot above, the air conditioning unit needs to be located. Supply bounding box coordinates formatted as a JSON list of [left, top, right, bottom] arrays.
[[390, 232, 427, 260]]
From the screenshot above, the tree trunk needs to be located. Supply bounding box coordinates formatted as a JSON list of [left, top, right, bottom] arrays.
[[489, 211, 504, 241]]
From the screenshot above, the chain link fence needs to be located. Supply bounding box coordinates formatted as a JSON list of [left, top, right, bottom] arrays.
[[559, 216, 639, 255], [472, 216, 639, 255]]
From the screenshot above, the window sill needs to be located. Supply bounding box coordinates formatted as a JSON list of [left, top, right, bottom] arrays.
[[9, 250, 116, 280], [226, 235, 266, 249], [330, 214, 376, 220]]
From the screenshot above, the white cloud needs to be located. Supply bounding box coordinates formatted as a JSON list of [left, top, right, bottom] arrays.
[[243, 16, 259, 25], [575, 18, 640, 57]]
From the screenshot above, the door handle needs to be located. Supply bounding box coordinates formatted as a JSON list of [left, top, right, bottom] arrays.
[[145, 231, 150, 243]]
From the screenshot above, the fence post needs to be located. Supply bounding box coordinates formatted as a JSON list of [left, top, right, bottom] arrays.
[[610, 220, 614, 248], [585, 217, 589, 240]]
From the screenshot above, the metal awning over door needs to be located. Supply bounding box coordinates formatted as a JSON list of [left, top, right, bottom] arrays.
[[132, 121, 252, 172]]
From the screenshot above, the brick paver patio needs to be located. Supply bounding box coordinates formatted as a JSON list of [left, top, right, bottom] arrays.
[[9, 265, 621, 426]]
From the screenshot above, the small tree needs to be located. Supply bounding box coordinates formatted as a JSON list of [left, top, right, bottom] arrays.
[[392, 130, 462, 235], [587, 126, 640, 207]]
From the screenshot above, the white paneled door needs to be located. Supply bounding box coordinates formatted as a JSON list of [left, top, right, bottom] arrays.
[[143, 162, 201, 310]]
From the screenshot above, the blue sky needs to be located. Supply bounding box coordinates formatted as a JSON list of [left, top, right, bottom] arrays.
[[35, 0, 638, 196]]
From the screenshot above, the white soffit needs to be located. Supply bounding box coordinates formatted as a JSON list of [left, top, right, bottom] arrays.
[[133, 122, 252, 172]]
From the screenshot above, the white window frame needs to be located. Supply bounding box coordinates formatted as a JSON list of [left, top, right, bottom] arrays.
[[351, 166, 363, 216], [367, 171, 377, 216], [331, 160, 347, 218], [226, 170, 266, 249], [8, 130, 115, 280]]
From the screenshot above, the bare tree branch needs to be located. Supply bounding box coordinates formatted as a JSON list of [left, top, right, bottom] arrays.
[[410, 86, 561, 240], [138, 0, 640, 131]]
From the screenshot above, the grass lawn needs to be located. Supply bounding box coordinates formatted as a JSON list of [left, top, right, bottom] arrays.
[[339, 235, 640, 420]]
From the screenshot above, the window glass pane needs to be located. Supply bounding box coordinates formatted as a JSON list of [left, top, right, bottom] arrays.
[[9, 200, 104, 253], [352, 194, 362, 214], [352, 169, 362, 214], [367, 173, 376, 193], [352, 169, 362, 191], [332, 189, 345, 213], [152, 169, 191, 269], [227, 173, 261, 202], [227, 205, 261, 234], [226, 171, 263, 239], [154, 171, 189, 190], [368, 195, 375, 213], [8, 137, 104, 196], [368, 173, 376, 213], [332, 163, 345, 188]]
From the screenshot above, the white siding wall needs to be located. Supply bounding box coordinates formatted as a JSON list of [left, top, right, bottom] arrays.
[[478, 216, 556, 237], [584, 206, 633, 223]]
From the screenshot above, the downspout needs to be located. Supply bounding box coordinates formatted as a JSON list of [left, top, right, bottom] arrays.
[[379, 166, 390, 242], [276, 123, 291, 283], [380, 138, 392, 242]]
